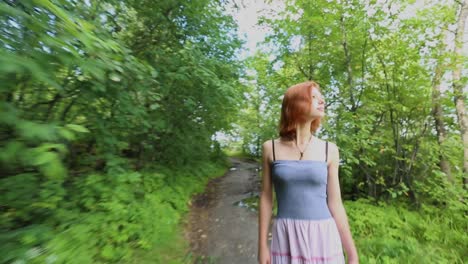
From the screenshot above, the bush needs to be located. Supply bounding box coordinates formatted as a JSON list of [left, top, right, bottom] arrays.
[[345, 198, 466, 263], [0, 161, 226, 264]]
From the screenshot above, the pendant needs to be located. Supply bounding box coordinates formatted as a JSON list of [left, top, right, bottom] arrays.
[[300, 152, 303, 160]]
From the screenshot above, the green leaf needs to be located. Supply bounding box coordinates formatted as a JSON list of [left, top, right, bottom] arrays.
[[101, 245, 115, 260], [109, 73, 121, 82], [32, 152, 57, 166], [36, 143, 67, 155], [65, 124, 90, 133], [58, 127, 76, 140]]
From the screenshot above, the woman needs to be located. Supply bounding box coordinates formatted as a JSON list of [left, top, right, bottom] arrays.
[[257, 81, 359, 264]]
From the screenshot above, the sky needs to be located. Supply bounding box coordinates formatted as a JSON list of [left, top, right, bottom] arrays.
[[226, 0, 285, 59], [227, 0, 468, 59]]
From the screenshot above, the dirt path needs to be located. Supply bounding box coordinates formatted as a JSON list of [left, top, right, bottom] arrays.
[[184, 157, 269, 264]]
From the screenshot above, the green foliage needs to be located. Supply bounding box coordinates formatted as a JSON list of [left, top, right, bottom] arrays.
[[0, 161, 226, 264], [1, 0, 465, 263], [243, 1, 467, 262], [246, 0, 466, 199], [345, 198, 466, 263], [1, 0, 243, 263]]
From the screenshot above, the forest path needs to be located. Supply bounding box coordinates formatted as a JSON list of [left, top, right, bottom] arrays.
[[183, 157, 267, 264]]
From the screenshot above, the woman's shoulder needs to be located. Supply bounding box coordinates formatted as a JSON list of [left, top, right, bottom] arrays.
[[262, 139, 274, 152], [320, 139, 339, 157], [315, 138, 339, 154], [263, 137, 282, 145], [316, 137, 336, 145], [323, 139, 337, 147]]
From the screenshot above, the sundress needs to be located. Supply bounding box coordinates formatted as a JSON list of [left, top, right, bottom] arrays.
[[270, 139, 345, 264]]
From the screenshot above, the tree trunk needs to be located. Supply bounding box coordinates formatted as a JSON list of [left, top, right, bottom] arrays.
[[340, 14, 355, 108], [452, 0, 468, 188], [431, 58, 453, 182]]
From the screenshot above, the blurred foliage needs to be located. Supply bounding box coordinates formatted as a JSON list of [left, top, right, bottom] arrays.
[[0, 0, 244, 263], [0, 161, 227, 263]]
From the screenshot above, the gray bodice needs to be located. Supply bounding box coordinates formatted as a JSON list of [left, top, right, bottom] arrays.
[[271, 160, 332, 220]]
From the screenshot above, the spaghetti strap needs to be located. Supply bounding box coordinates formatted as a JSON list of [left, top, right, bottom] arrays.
[[272, 139, 276, 161], [325, 141, 328, 162], [269, 138, 346, 263]]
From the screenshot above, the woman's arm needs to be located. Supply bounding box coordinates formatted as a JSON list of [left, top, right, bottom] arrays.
[[327, 142, 359, 263], [258, 141, 274, 254]]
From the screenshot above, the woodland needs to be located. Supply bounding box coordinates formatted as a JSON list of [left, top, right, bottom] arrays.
[[0, 0, 466, 263]]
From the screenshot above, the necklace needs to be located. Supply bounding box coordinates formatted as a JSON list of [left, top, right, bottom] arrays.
[[295, 134, 313, 160]]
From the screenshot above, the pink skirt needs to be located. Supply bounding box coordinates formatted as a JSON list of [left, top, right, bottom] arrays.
[[270, 217, 345, 264]]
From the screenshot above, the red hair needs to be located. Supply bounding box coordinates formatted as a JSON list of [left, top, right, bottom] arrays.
[[278, 81, 325, 140]]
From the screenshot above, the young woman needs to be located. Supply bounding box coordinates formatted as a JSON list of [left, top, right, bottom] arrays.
[[257, 81, 359, 264]]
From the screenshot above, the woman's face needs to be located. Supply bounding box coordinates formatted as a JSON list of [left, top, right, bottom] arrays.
[[309, 88, 325, 117]]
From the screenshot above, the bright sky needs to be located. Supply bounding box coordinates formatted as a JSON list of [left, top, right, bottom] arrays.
[[227, 0, 467, 59], [226, 0, 285, 59]]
